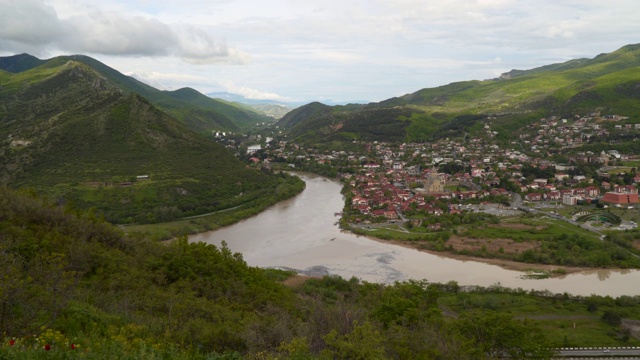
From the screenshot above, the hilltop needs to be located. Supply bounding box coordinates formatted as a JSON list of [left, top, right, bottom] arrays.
[[278, 44, 640, 144], [0, 58, 302, 224], [0, 53, 270, 133]]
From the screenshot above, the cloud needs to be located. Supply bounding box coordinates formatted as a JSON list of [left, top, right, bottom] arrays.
[[176, 27, 249, 64], [219, 80, 291, 101], [62, 11, 177, 56], [0, 0, 65, 53], [125, 71, 289, 102], [125, 70, 207, 90], [0, 0, 246, 64], [3, 0, 640, 103]]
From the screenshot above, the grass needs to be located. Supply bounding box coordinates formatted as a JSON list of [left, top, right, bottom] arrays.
[[540, 319, 636, 347], [359, 213, 640, 268], [465, 216, 600, 242], [607, 208, 640, 223], [351, 224, 446, 242], [443, 295, 575, 316], [439, 292, 640, 347], [123, 193, 290, 241]]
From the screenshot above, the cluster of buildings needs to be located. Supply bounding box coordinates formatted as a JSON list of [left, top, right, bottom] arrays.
[[520, 113, 635, 156], [343, 166, 511, 221], [216, 111, 640, 219]]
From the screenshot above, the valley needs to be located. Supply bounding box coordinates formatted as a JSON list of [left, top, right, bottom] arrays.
[[3, 43, 640, 358], [190, 172, 640, 297], [230, 108, 640, 273]]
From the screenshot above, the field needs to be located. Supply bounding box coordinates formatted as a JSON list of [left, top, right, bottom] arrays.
[[359, 213, 640, 270], [439, 290, 640, 346]]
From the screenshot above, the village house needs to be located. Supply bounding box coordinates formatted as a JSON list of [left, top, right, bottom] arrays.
[[524, 193, 542, 201], [544, 191, 561, 201]]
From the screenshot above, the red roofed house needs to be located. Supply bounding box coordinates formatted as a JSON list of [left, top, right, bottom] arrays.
[[524, 193, 542, 201]]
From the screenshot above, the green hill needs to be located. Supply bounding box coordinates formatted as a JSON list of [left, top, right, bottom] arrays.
[[279, 43, 640, 143], [5, 187, 640, 358], [0, 186, 559, 359], [277, 101, 332, 128], [0, 53, 44, 73], [0, 60, 301, 224], [0, 53, 270, 133]]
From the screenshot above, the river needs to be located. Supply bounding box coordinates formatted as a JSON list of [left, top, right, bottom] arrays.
[[190, 173, 640, 297]]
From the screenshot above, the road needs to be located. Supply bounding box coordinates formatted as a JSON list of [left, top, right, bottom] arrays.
[[511, 193, 604, 238], [555, 347, 640, 358], [511, 193, 640, 260]]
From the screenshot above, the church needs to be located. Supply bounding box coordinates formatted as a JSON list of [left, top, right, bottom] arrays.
[[424, 166, 444, 193]]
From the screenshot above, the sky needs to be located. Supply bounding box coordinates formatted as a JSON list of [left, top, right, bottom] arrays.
[[1, 0, 640, 104]]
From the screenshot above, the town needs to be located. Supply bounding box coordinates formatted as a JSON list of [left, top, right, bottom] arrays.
[[236, 112, 639, 218], [212, 111, 640, 269]]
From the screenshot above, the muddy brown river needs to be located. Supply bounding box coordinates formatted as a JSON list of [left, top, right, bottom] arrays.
[[190, 173, 640, 296]]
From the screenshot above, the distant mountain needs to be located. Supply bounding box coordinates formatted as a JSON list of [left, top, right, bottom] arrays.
[[279, 44, 640, 143], [0, 58, 295, 223], [277, 101, 333, 128], [207, 92, 297, 120], [0, 53, 44, 73], [207, 91, 290, 105], [0, 54, 269, 132]]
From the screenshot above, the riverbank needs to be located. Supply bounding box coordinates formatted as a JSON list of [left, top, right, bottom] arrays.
[[189, 172, 640, 296], [347, 216, 640, 275], [360, 234, 592, 276], [125, 173, 305, 241]]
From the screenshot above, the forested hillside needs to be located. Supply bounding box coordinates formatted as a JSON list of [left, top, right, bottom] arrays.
[[0, 59, 302, 224], [4, 187, 640, 359]]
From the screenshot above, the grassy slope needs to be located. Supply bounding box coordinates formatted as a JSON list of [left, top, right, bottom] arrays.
[[283, 44, 640, 142]]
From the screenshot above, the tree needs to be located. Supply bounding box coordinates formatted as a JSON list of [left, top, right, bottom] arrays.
[[454, 310, 553, 359], [585, 296, 599, 312], [322, 321, 386, 360], [601, 310, 622, 326], [0, 252, 76, 337]]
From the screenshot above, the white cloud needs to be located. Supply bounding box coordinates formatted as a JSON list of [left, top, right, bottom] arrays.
[[126, 70, 290, 102], [2, 0, 640, 102], [219, 80, 291, 101], [175, 27, 249, 64], [63, 12, 177, 56], [0, 0, 246, 64], [0, 0, 65, 54], [125, 70, 208, 90]]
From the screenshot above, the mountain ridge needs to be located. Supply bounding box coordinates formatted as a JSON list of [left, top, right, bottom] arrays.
[[0, 56, 301, 224], [278, 43, 640, 143], [0, 53, 269, 132]]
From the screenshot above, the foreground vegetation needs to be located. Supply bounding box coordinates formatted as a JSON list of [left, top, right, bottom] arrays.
[[2, 187, 640, 359]]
